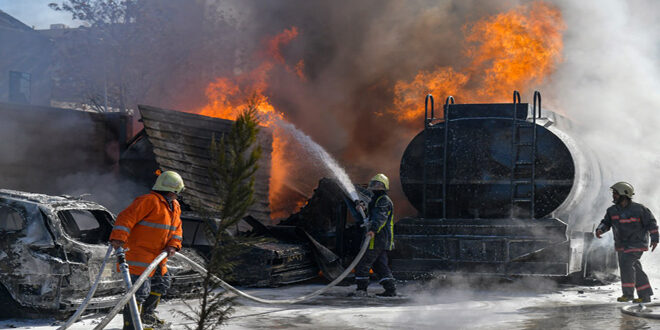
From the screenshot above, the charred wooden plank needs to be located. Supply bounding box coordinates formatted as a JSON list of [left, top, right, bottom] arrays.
[[138, 104, 272, 222]]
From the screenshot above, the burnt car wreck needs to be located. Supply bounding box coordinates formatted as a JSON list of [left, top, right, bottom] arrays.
[[0, 189, 203, 318]]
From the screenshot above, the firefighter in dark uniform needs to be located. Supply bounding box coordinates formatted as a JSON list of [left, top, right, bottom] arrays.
[[596, 181, 658, 303], [353, 173, 396, 297]]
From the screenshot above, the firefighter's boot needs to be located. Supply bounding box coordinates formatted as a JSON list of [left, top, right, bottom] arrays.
[[633, 296, 652, 303], [141, 292, 166, 327], [617, 295, 634, 302], [349, 278, 369, 297], [376, 279, 397, 297], [122, 304, 141, 330]]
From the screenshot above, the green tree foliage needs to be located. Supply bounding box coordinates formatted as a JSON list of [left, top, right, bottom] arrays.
[[179, 102, 262, 330]]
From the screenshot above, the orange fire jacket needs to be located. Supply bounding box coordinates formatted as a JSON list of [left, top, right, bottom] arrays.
[[110, 191, 183, 276]]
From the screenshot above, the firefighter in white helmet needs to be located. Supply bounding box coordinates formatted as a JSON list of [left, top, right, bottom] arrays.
[[352, 173, 396, 297], [110, 170, 185, 329], [596, 181, 658, 303]]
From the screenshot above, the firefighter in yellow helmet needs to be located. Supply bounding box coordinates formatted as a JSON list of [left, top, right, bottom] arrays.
[[352, 173, 396, 297], [596, 182, 658, 303], [109, 170, 185, 329]]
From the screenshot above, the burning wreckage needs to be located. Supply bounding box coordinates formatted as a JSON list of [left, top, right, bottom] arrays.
[[272, 92, 618, 282], [0, 93, 618, 317], [125, 97, 618, 283]]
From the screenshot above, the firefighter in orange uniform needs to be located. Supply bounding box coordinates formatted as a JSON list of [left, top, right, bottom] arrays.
[[109, 171, 185, 329]]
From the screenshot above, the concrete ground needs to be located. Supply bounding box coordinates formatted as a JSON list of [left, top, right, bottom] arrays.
[[2, 275, 660, 330]]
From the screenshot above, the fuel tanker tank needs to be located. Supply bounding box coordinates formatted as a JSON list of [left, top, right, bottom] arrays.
[[390, 92, 616, 279]]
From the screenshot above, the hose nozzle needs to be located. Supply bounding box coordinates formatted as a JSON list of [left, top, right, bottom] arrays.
[[355, 199, 367, 219]]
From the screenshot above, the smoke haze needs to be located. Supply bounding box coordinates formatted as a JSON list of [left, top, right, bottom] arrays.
[[543, 0, 660, 270], [7, 0, 657, 220]]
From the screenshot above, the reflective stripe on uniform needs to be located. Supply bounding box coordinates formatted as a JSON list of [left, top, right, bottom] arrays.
[[624, 247, 648, 253], [369, 195, 394, 250], [389, 212, 394, 250], [650, 229, 659, 234], [637, 284, 651, 291], [619, 218, 640, 223], [171, 235, 183, 240], [113, 225, 131, 233], [127, 260, 151, 268], [622, 283, 635, 288], [137, 220, 177, 231], [378, 277, 395, 283]]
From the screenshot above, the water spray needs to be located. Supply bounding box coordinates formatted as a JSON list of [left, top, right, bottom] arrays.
[[274, 119, 360, 201]]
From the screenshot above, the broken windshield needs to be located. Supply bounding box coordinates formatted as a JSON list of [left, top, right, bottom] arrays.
[[57, 209, 112, 244]]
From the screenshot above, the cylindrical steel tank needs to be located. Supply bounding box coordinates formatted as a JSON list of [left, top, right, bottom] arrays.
[[400, 102, 594, 220]]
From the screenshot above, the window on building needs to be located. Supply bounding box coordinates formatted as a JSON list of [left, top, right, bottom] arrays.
[[9, 71, 31, 104]]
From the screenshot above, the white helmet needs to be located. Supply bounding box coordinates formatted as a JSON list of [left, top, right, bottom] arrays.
[[152, 171, 185, 194]]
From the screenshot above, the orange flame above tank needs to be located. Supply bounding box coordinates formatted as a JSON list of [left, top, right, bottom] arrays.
[[393, 1, 565, 123], [191, 1, 566, 220]]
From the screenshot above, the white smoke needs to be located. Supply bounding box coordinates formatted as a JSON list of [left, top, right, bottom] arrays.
[[544, 0, 660, 273], [547, 0, 660, 207]]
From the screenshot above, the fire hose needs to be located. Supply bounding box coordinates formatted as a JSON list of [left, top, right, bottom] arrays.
[[93, 251, 168, 330], [57, 245, 114, 330], [176, 233, 371, 304], [621, 303, 660, 319], [88, 235, 368, 329], [61, 202, 370, 329], [116, 247, 145, 330], [61, 234, 369, 329]]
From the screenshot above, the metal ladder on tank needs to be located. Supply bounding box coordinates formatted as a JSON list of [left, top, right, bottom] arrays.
[[422, 94, 453, 219], [509, 91, 541, 218]]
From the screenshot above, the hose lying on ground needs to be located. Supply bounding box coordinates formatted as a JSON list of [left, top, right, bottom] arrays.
[[79, 234, 369, 329], [57, 245, 114, 330], [93, 252, 168, 330], [621, 303, 660, 319], [175, 234, 371, 305]]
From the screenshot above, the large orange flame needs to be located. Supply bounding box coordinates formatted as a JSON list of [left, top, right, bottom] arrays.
[[393, 1, 565, 123], [191, 27, 304, 221]]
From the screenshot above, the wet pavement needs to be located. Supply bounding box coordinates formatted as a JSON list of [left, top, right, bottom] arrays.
[[520, 303, 657, 330], [3, 277, 660, 329]]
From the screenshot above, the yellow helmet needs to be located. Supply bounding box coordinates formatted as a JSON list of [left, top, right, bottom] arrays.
[[152, 170, 185, 194], [368, 173, 390, 191], [611, 181, 634, 198]]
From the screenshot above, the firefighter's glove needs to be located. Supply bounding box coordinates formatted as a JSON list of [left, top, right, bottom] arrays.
[[595, 229, 603, 239], [165, 246, 177, 257], [360, 218, 370, 228], [355, 200, 367, 221], [355, 200, 367, 212], [651, 241, 658, 252], [110, 239, 125, 249], [366, 231, 375, 238]]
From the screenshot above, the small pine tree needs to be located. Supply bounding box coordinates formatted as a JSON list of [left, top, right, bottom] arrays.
[[180, 102, 262, 330]]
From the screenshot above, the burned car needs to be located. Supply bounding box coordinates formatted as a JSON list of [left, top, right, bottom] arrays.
[[0, 189, 202, 318], [181, 213, 320, 287]]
